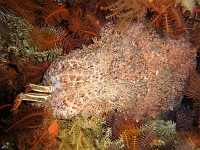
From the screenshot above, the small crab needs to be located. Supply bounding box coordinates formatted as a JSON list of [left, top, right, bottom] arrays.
[[11, 83, 55, 111]]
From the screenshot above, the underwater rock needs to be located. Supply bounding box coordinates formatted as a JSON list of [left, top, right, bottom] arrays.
[[42, 22, 196, 120]]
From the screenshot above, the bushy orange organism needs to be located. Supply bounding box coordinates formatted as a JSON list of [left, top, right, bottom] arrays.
[[150, 0, 185, 38], [30, 27, 67, 51], [43, 3, 69, 26], [101, 0, 147, 32], [68, 8, 100, 39], [103, 0, 185, 37], [118, 123, 141, 150]]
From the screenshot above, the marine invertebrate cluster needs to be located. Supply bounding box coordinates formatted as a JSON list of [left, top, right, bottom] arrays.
[[0, 0, 199, 149], [57, 116, 123, 149], [0, 13, 63, 62], [42, 21, 196, 120], [102, 0, 186, 37], [141, 120, 177, 137], [102, 0, 200, 42], [0, 9, 64, 113], [0, 0, 106, 56], [0, 104, 59, 149], [119, 124, 141, 150], [150, 2, 185, 38], [0, 50, 51, 107], [102, 0, 147, 31]]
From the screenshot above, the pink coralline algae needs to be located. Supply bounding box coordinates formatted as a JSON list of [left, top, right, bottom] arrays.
[[42, 22, 196, 120]]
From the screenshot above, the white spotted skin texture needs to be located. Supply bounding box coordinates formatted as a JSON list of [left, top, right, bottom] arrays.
[[42, 22, 196, 120]]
